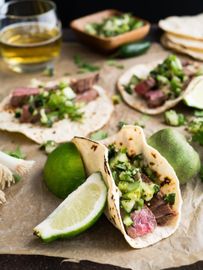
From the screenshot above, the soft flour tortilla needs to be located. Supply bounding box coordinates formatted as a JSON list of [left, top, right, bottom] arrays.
[[165, 33, 203, 52], [159, 13, 203, 41], [117, 59, 203, 114], [0, 81, 114, 144], [161, 34, 203, 61], [72, 125, 182, 248]]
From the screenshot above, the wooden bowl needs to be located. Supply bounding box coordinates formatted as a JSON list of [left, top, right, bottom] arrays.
[[70, 9, 151, 53]]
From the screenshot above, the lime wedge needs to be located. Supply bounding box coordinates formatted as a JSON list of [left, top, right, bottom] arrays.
[[34, 172, 107, 242], [184, 76, 203, 109]]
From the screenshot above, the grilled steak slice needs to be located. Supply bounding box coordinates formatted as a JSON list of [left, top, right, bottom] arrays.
[[127, 206, 157, 238], [141, 173, 152, 184], [149, 192, 176, 225], [76, 89, 98, 102], [134, 77, 156, 96], [19, 105, 39, 123], [144, 90, 166, 108], [10, 87, 39, 107], [70, 74, 99, 94]]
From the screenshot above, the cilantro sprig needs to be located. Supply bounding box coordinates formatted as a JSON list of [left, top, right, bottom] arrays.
[[6, 146, 26, 159], [74, 55, 100, 74]]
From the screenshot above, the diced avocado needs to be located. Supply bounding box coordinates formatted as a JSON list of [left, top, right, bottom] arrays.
[[122, 187, 141, 200], [110, 152, 128, 168], [141, 182, 157, 201], [118, 181, 129, 192], [115, 162, 128, 170], [63, 87, 76, 100], [127, 181, 141, 192], [171, 76, 182, 96], [119, 171, 134, 182], [121, 199, 135, 213], [40, 109, 48, 124], [118, 181, 141, 193], [123, 214, 133, 227], [119, 169, 139, 182], [164, 110, 186, 127], [58, 81, 68, 90], [156, 75, 169, 85], [134, 198, 144, 210], [85, 23, 97, 35]]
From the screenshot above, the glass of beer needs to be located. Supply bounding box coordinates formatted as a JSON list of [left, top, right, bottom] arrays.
[[0, 0, 62, 72]]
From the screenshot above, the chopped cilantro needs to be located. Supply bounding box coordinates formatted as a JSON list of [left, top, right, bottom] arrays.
[[15, 109, 22, 118], [153, 184, 160, 194], [164, 193, 176, 205], [13, 174, 22, 183], [6, 146, 26, 159], [117, 121, 128, 130], [124, 74, 140, 94], [106, 60, 124, 69], [74, 55, 100, 73]]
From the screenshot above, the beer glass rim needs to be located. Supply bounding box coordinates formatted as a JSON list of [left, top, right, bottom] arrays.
[[0, 0, 56, 19]]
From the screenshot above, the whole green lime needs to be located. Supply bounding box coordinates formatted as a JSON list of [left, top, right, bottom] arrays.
[[148, 128, 201, 184], [43, 142, 86, 199]]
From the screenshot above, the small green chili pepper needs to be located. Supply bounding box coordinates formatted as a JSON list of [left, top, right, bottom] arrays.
[[113, 41, 151, 58]]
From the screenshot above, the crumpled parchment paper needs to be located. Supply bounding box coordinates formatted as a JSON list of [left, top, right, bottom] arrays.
[[0, 43, 202, 270]]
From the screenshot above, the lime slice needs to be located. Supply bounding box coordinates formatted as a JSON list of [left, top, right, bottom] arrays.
[[44, 142, 86, 199], [184, 76, 203, 109], [34, 172, 107, 242]]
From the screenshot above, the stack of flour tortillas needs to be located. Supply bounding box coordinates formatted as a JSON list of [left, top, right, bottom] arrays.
[[159, 13, 203, 61]]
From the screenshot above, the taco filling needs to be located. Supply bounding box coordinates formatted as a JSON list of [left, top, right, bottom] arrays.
[[108, 144, 176, 238], [9, 74, 99, 127], [124, 55, 200, 108]]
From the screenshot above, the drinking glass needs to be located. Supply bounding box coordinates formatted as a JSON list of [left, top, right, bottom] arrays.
[[0, 0, 62, 72]]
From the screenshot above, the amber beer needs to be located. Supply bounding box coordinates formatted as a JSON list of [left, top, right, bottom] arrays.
[[0, 22, 61, 72]]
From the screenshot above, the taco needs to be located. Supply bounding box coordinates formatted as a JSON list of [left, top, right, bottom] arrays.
[[117, 54, 202, 114], [72, 125, 182, 248], [0, 74, 113, 144]]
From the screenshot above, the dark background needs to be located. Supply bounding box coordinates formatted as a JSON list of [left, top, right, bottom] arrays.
[[53, 0, 203, 27]]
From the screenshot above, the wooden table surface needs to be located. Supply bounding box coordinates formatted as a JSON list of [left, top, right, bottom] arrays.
[[0, 27, 202, 270]]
